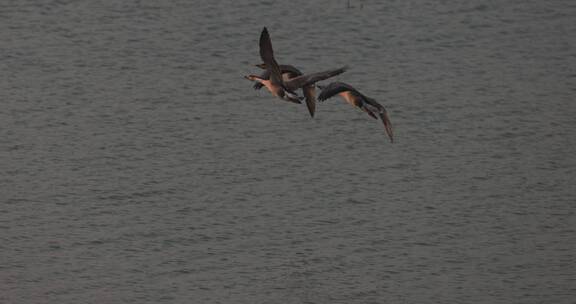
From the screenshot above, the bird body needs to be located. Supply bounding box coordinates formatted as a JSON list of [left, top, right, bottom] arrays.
[[243, 28, 394, 143], [245, 28, 347, 114], [318, 82, 394, 142], [247, 27, 302, 103], [252, 64, 317, 116], [251, 64, 347, 117]]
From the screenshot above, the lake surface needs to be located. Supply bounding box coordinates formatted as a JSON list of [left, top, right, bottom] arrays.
[[1, 0, 575, 303]]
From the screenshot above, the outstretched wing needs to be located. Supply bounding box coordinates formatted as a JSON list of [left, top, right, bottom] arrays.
[[253, 64, 303, 90], [259, 27, 283, 86], [379, 111, 394, 143], [364, 96, 394, 143], [317, 82, 357, 101], [278, 65, 303, 78], [253, 81, 264, 90], [302, 85, 316, 117], [256, 64, 303, 78], [287, 67, 347, 90]]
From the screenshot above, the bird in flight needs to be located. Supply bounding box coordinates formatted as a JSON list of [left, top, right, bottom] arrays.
[[252, 64, 317, 117], [244, 27, 393, 142], [245, 27, 347, 113], [318, 82, 394, 142]]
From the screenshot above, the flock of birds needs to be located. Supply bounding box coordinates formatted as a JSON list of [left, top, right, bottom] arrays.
[[244, 27, 394, 143]]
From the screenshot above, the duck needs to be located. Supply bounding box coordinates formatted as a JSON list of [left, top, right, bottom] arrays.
[[244, 27, 347, 110], [244, 27, 302, 104], [317, 82, 394, 142], [252, 64, 317, 117]]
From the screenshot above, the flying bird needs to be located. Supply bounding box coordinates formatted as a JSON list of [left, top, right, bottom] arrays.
[[244, 27, 347, 112], [318, 82, 394, 142], [244, 27, 302, 104], [253, 64, 317, 117]]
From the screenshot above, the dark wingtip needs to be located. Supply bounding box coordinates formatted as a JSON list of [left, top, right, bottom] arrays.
[[305, 100, 315, 118], [259, 27, 269, 42], [309, 106, 316, 117], [380, 112, 394, 143], [316, 85, 325, 101]]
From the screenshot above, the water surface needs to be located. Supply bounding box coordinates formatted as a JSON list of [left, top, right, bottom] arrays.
[[1, 1, 575, 303]]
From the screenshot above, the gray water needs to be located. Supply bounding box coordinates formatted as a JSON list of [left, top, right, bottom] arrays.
[[1, 1, 575, 303]]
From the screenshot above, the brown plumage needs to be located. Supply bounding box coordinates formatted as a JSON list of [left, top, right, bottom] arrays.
[[245, 27, 347, 111], [243, 27, 301, 103], [318, 82, 394, 142], [254, 64, 317, 117]]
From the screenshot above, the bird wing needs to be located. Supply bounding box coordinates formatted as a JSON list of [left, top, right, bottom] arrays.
[[253, 69, 270, 90], [379, 111, 394, 143], [302, 85, 316, 117], [317, 82, 357, 101], [286, 67, 347, 90], [259, 27, 283, 86], [256, 64, 303, 77], [279, 65, 303, 78], [253, 81, 264, 90], [254, 64, 303, 90], [364, 96, 394, 143]]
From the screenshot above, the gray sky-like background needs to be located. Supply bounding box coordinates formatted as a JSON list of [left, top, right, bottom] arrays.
[[1, 0, 575, 303]]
